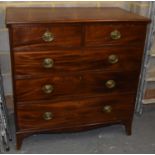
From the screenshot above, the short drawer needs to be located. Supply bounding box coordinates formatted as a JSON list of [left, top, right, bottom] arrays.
[[15, 71, 139, 102], [85, 23, 147, 46], [14, 46, 143, 78], [17, 93, 135, 130], [12, 24, 82, 51]]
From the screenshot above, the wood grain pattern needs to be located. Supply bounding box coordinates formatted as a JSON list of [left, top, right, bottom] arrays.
[[6, 7, 150, 150], [12, 24, 82, 48], [12, 23, 147, 52], [15, 71, 139, 102], [85, 23, 147, 46], [14, 46, 143, 78], [17, 93, 135, 130], [6, 7, 150, 24]]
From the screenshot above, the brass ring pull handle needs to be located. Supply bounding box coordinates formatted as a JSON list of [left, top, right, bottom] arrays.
[[110, 30, 121, 40], [42, 31, 54, 42], [43, 58, 54, 68], [42, 84, 54, 94], [105, 80, 116, 89], [43, 112, 53, 120], [108, 54, 119, 64], [102, 105, 112, 113]]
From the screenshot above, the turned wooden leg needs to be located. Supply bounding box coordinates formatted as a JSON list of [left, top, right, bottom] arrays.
[[123, 121, 132, 136]]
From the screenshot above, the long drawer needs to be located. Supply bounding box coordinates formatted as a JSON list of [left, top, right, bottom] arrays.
[[15, 71, 139, 102], [14, 46, 143, 78], [16, 93, 135, 130]]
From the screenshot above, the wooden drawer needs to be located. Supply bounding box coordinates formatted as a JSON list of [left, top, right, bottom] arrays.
[[12, 24, 82, 51], [14, 46, 143, 78], [15, 71, 139, 102], [17, 93, 135, 130], [85, 23, 147, 47]]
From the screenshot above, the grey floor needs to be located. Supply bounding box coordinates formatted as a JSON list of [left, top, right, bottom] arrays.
[[7, 105, 155, 154]]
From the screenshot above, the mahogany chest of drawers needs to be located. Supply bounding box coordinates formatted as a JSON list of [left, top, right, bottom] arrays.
[[6, 7, 150, 149]]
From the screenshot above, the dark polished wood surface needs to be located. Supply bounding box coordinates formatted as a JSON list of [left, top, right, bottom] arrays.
[[17, 93, 135, 130], [6, 7, 150, 150], [85, 23, 147, 46], [14, 46, 143, 78], [15, 71, 139, 102], [12, 24, 82, 48], [6, 7, 150, 24]]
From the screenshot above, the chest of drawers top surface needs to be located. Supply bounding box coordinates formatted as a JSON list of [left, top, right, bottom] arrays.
[[6, 7, 150, 150], [6, 7, 150, 24]]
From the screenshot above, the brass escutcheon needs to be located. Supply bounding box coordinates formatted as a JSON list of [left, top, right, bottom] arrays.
[[102, 105, 112, 113], [43, 58, 54, 68], [43, 112, 53, 120], [42, 84, 54, 94], [105, 80, 116, 89], [110, 30, 121, 40], [108, 54, 119, 64], [42, 31, 54, 42]]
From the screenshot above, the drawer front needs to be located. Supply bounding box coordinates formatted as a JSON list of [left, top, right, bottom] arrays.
[[12, 24, 82, 51], [14, 47, 143, 78], [15, 71, 139, 102], [85, 23, 147, 47], [17, 93, 135, 130]]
